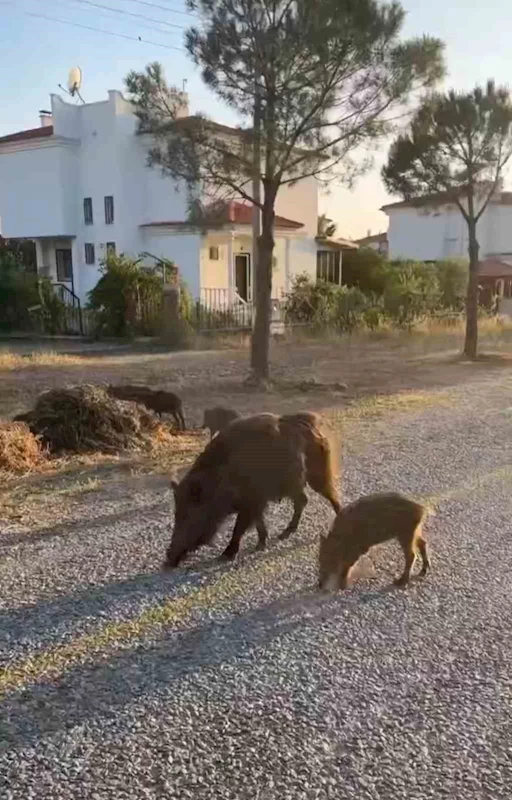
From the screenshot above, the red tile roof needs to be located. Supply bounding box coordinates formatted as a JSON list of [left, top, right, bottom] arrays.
[[141, 201, 304, 230], [478, 258, 512, 278], [0, 126, 54, 145]]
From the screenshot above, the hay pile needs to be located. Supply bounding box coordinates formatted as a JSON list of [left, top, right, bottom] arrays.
[[0, 422, 45, 474], [19, 384, 161, 454]]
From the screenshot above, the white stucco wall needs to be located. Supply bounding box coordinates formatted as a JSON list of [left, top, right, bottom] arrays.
[[275, 176, 318, 236], [0, 143, 78, 238], [386, 201, 512, 261], [142, 230, 202, 298]]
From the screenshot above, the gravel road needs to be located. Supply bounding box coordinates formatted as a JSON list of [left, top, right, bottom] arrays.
[[1, 369, 512, 799]]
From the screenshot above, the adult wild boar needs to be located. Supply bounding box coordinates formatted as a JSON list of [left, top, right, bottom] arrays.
[[164, 412, 340, 567]]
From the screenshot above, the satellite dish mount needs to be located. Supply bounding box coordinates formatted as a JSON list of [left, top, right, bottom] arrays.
[[59, 67, 85, 104]]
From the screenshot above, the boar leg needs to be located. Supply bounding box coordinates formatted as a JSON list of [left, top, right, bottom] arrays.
[[219, 510, 254, 562], [393, 539, 416, 587], [416, 533, 430, 577], [278, 490, 308, 541], [254, 518, 269, 552]]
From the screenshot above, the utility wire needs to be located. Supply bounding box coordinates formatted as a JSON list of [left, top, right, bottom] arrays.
[[0, 3, 186, 51], [69, 0, 188, 29], [129, 0, 196, 18]]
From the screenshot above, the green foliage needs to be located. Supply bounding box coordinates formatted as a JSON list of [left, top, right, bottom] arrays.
[[434, 259, 468, 310], [284, 275, 379, 332], [383, 80, 512, 356], [383, 81, 512, 212], [341, 247, 390, 295], [88, 253, 164, 337], [0, 249, 40, 332], [381, 260, 439, 328], [126, 4, 444, 377], [38, 280, 67, 335]]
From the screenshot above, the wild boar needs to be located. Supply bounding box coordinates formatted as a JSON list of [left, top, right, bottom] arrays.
[[164, 411, 340, 568], [202, 406, 241, 439], [318, 492, 430, 590], [107, 384, 186, 430]]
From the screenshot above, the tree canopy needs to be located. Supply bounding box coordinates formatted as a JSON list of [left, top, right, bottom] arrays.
[[126, 0, 444, 378], [383, 80, 512, 357]]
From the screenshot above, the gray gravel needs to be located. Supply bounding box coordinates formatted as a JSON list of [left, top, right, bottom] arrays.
[[1, 370, 512, 798]]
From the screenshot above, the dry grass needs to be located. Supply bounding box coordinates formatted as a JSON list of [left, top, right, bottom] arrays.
[[0, 351, 85, 371], [0, 422, 45, 475], [22, 384, 162, 454]]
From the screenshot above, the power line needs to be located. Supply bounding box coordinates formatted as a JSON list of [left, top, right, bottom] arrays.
[[50, 0, 186, 38], [0, 3, 186, 51], [129, 0, 196, 18], [70, 0, 188, 29]]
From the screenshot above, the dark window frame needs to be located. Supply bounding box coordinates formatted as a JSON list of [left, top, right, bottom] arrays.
[[55, 248, 73, 282], [316, 250, 341, 285], [84, 243, 95, 265], [106, 241, 116, 256], [209, 245, 220, 260], [83, 197, 93, 225], [104, 195, 114, 225]]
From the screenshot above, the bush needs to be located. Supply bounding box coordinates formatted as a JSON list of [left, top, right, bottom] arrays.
[[284, 275, 378, 332], [0, 249, 41, 332], [381, 260, 440, 328], [434, 259, 468, 310], [88, 253, 164, 337], [340, 247, 390, 295]]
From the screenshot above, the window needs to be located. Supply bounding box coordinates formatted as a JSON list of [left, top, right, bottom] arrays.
[[209, 245, 220, 260], [106, 242, 116, 255], [104, 195, 114, 224], [316, 250, 341, 284], [56, 249, 73, 282], [84, 243, 95, 264], [83, 197, 93, 225]]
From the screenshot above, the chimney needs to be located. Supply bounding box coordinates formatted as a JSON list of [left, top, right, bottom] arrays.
[[39, 110, 53, 128]]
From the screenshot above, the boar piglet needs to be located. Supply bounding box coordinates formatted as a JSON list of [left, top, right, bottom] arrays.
[[164, 412, 340, 568], [108, 384, 186, 430], [202, 406, 241, 439], [319, 492, 430, 590]]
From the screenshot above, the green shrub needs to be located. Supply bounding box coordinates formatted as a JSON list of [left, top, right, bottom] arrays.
[[284, 274, 378, 332], [0, 250, 41, 332], [381, 260, 440, 328], [434, 259, 468, 310], [88, 253, 164, 337]]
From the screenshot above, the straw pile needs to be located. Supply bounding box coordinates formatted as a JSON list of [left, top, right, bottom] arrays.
[[17, 384, 160, 454], [0, 421, 45, 474]]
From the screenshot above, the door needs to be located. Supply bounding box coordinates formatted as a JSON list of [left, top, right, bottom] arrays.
[[55, 248, 73, 282], [235, 253, 251, 301]]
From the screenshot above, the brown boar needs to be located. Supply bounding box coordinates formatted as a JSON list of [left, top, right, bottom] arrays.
[[202, 406, 241, 439], [164, 411, 340, 568], [318, 492, 430, 590], [107, 384, 185, 430]]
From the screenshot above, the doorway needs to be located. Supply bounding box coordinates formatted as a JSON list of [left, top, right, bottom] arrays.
[[55, 248, 73, 283], [235, 253, 251, 301]]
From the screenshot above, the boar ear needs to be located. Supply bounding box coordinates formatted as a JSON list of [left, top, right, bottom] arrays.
[[170, 479, 179, 493]]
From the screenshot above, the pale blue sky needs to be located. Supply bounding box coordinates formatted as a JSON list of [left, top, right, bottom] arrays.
[[0, 0, 510, 237]]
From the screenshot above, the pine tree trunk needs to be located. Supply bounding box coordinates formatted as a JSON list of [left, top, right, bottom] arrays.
[[250, 191, 275, 381], [463, 219, 479, 359]]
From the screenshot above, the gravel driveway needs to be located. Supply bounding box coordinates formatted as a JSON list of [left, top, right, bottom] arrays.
[[1, 369, 512, 799]]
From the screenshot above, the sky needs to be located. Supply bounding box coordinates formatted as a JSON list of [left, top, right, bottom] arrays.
[[0, 0, 511, 238]]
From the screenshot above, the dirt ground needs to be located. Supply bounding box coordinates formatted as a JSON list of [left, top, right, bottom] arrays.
[[1, 327, 512, 529]]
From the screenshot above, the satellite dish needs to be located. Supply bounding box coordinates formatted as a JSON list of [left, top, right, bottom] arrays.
[[67, 66, 82, 97]]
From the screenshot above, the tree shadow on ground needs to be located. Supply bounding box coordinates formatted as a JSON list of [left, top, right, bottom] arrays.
[[0, 582, 393, 751]]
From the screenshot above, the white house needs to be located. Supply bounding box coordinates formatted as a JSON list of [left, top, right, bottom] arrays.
[[382, 188, 512, 263], [0, 89, 336, 308]]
